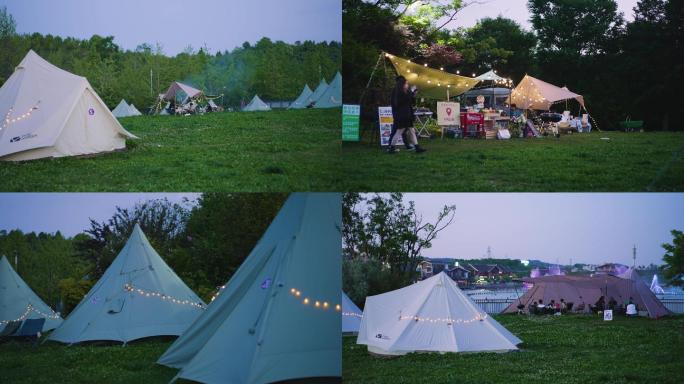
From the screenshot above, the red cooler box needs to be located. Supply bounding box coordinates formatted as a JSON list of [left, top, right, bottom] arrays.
[[460, 113, 484, 138]]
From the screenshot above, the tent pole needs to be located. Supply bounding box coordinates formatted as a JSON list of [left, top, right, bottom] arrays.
[[359, 52, 385, 106]]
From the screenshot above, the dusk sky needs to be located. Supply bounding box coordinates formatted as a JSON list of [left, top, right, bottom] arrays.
[[0, 0, 341, 55], [0, 193, 199, 236], [372, 193, 683, 266]]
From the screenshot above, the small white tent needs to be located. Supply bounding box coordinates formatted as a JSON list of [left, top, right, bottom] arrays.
[[314, 72, 342, 109], [128, 103, 142, 116], [288, 84, 314, 109], [0, 255, 62, 332], [111, 99, 142, 118], [242, 95, 271, 112], [158, 193, 341, 384], [357, 272, 521, 355], [308, 79, 329, 106], [342, 292, 362, 334], [0, 50, 136, 161], [48, 224, 205, 344]]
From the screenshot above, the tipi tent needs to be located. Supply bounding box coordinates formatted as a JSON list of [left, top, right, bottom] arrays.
[[314, 72, 342, 109], [49, 224, 205, 344], [242, 95, 271, 112], [308, 79, 329, 106], [163, 82, 203, 103], [342, 292, 362, 334], [288, 84, 313, 109], [509, 74, 585, 110], [0, 255, 62, 332], [0, 50, 136, 161], [357, 272, 521, 355], [502, 273, 671, 318], [112, 99, 142, 118], [158, 193, 341, 384]]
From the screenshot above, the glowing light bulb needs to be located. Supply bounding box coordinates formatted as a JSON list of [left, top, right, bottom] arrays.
[[335, 304, 341, 311], [424, 63, 428, 67], [303, 298, 309, 305], [440, 67, 444, 70], [295, 291, 301, 297], [290, 288, 296, 294], [323, 302, 329, 309], [315, 301, 320, 308]]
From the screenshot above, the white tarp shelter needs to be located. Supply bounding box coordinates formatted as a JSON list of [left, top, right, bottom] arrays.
[[288, 84, 313, 109], [48, 224, 205, 344], [242, 95, 271, 112], [357, 272, 521, 355], [158, 193, 341, 384], [0, 50, 136, 161], [0, 255, 63, 332], [509, 74, 585, 110], [342, 292, 362, 334], [475, 70, 506, 82], [112, 99, 142, 117], [163, 82, 203, 103], [314, 72, 342, 108]]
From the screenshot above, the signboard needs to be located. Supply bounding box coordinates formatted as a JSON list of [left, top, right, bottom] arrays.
[[342, 104, 360, 141], [378, 106, 403, 146], [437, 102, 459, 126], [603, 309, 613, 321]]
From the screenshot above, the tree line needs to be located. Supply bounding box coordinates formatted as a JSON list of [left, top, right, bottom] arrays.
[[343, 0, 682, 130], [0, 193, 288, 316], [0, 7, 340, 110]]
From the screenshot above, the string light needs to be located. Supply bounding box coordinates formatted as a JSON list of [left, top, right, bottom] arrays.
[[211, 284, 227, 302], [124, 284, 205, 309], [288, 287, 340, 312], [398, 313, 488, 324], [0, 303, 60, 325], [1, 102, 40, 130]]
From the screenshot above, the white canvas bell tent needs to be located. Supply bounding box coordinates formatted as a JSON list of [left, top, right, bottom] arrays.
[[308, 78, 329, 106], [48, 224, 205, 344], [242, 95, 271, 112], [357, 272, 521, 356], [314, 72, 342, 109], [112, 99, 142, 118], [158, 193, 342, 384], [0, 255, 62, 332], [288, 84, 313, 109], [0, 50, 137, 161], [342, 292, 362, 334]]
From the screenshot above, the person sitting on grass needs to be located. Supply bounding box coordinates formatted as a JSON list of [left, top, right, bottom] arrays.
[[560, 298, 567, 313], [626, 297, 637, 317], [387, 76, 425, 154]]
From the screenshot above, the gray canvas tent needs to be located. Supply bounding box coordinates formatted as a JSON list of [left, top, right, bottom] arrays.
[[342, 292, 362, 334], [308, 79, 329, 106], [49, 224, 205, 344], [158, 193, 341, 384], [242, 95, 271, 112], [288, 84, 313, 109], [0, 255, 62, 332], [314, 72, 342, 108], [112, 99, 142, 117]]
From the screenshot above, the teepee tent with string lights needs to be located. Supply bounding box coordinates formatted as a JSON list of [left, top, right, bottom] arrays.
[[0, 255, 62, 332], [242, 95, 271, 111], [314, 72, 342, 108], [357, 271, 521, 356], [288, 84, 313, 109], [48, 224, 205, 344], [0, 50, 137, 161], [342, 292, 362, 334], [158, 193, 341, 384]]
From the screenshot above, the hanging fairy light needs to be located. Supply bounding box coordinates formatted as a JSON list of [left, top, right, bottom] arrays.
[[289, 287, 340, 312], [398, 313, 488, 324], [211, 284, 227, 302], [1, 102, 40, 131], [124, 283, 205, 309], [0, 303, 61, 325]]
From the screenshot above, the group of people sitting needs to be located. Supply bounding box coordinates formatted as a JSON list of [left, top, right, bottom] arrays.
[[528, 298, 573, 315], [590, 296, 638, 316], [526, 296, 639, 316]]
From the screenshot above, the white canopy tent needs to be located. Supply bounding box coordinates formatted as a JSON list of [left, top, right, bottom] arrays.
[[242, 95, 271, 111], [0, 50, 136, 161], [314, 72, 342, 108], [112, 99, 142, 117], [357, 272, 521, 355], [48, 224, 205, 344], [288, 84, 313, 109], [475, 70, 507, 82], [509, 74, 585, 110], [342, 292, 362, 334]]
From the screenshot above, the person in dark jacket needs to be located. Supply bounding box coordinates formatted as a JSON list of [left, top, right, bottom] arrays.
[[387, 76, 425, 154]]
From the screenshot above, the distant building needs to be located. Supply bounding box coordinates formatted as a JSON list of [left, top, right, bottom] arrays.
[[595, 263, 630, 275], [467, 264, 514, 279], [417, 260, 470, 286]]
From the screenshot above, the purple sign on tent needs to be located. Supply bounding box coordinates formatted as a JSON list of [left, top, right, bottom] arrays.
[[260, 278, 272, 289], [88, 108, 95, 116]]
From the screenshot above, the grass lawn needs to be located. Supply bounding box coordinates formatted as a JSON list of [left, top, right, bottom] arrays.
[[343, 314, 684, 384], [0, 109, 340, 191], [340, 132, 684, 191]]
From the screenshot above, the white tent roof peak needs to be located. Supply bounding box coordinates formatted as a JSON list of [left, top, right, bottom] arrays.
[[475, 70, 506, 82], [509, 74, 585, 110], [243, 94, 271, 111]]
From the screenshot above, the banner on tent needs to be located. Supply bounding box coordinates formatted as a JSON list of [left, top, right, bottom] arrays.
[[378, 106, 403, 146], [437, 102, 459, 126], [342, 104, 360, 141]]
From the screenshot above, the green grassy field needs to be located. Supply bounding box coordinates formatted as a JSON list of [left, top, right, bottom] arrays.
[[341, 132, 684, 191], [343, 314, 684, 384], [0, 109, 340, 191]]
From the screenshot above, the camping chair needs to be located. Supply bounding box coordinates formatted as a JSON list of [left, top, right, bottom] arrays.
[[11, 318, 45, 346], [0, 321, 22, 342]]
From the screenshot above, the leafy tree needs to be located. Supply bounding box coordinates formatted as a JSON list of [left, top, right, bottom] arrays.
[[662, 229, 684, 286], [0, 6, 15, 38]]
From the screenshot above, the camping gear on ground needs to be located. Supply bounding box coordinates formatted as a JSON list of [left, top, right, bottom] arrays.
[[288, 84, 313, 109], [502, 271, 671, 319], [414, 108, 434, 138], [619, 117, 643, 132], [0, 255, 62, 332], [242, 95, 271, 112], [314, 72, 342, 108], [357, 272, 522, 356], [112, 99, 142, 118], [523, 120, 540, 137], [497, 129, 511, 140], [158, 193, 341, 384], [460, 112, 485, 138], [0, 50, 137, 161], [342, 292, 362, 334], [48, 224, 204, 344]]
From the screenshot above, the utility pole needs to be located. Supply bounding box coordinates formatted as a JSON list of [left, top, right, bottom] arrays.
[[632, 245, 637, 268], [487, 246, 492, 259], [150, 69, 153, 96]]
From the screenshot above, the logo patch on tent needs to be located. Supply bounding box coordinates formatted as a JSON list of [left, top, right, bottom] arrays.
[[9, 133, 37, 143], [88, 107, 95, 116], [260, 278, 272, 289]]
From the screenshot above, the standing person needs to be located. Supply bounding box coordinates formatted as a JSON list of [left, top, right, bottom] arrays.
[[387, 76, 425, 154]]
